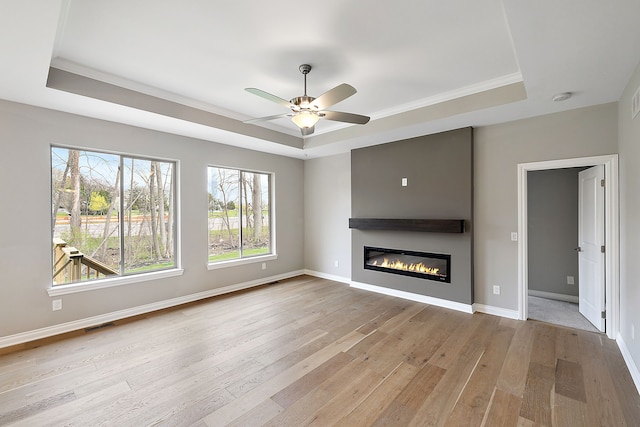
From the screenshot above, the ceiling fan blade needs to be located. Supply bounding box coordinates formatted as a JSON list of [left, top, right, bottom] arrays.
[[321, 110, 370, 125], [311, 83, 356, 110], [245, 88, 295, 109], [243, 113, 292, 124]]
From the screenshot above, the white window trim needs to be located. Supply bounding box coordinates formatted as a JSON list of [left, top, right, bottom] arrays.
[[50, 145, 182, 295], [207, 253, 278, 270], [47, 268, 184, 296], [207, 165, 275, 268]]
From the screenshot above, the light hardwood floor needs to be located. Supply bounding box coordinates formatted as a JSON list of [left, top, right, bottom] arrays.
[[1, 275, 639, 426]]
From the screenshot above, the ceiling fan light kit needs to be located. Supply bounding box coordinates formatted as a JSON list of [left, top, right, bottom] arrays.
[[244, 64, 370, 136], [291, 111, 320, 128]]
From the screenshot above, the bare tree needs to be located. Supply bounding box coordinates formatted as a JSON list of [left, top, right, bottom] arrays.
[[126, 159, 136, 262], [252, 173, 263, 242], [242, 174, 252, 230], [97, 166, 120, 261], [165, 166, 174, 258], [148, 162, 161, 259], [216, 168, 238, 247], [51, 159, 71, 238], [154, 161, 167, 257], [68, 150, 82, 244]]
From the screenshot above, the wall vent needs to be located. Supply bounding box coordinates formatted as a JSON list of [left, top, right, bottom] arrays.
[[84, 322, 115, 332]]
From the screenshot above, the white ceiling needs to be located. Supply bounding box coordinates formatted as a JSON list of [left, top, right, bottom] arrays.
[[1, 0, 639, 159]]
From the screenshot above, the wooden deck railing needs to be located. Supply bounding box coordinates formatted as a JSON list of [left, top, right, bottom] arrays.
[[53, 238, 119, 284]]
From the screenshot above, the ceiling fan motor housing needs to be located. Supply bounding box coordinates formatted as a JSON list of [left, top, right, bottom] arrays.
[[290, 95, 316, 110]]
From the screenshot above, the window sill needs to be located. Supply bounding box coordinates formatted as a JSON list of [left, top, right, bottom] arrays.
[[47, 268, 184, 297], [207, 253, 278, 270]]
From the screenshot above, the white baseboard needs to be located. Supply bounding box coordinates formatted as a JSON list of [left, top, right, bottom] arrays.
[[0, 269, 305, 349], [311, 274, 521, 320], [350, 281, 474, 314], [528, 289, 579, 303], [473, 303, 520, 319], [303, 269, 351, 285], [617, 334, 640, 395]]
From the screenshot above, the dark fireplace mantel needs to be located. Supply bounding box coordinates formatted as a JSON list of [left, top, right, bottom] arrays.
[[349, 218, 465, 233]]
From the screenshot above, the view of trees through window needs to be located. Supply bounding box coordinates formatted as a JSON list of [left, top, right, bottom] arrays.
[[51, 147, 176, 284], [208, 166, 271, 262]]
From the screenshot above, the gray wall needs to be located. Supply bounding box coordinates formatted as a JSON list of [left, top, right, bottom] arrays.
[[0, 100, 304, 338], [527, 168, 582, 297], [474, 103, 618, 310], [302, 103, 617, 312], [304, 153, 352, 278], [350, 128, 473, 304], [618, 60, 640, 377]]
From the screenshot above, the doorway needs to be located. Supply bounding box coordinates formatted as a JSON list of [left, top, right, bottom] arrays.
[[517, 155, 619, 339], [526, 166, 600, 332]]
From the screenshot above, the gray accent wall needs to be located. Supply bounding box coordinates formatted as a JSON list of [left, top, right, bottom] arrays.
[[0, 100, 304, 338], [351, 128, 473, 304], [527, 168, 584, 297]]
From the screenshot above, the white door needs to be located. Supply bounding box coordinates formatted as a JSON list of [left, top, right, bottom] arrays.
[[578, 165, 605, 332]]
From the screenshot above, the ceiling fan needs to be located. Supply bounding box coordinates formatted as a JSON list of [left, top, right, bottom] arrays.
[[244, 64, 370, 136]]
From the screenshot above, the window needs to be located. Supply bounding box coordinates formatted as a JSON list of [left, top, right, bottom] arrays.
[[51, 146, 177, 285], [207, 166, 271, 263]]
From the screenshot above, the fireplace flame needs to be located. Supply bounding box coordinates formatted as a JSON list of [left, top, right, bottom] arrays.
[[372, 258, 440, 276]]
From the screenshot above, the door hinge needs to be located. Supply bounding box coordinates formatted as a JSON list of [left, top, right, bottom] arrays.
[[601, 310, 606, 319], [601, 179, 605, 187], [601, 245, 606, 253]]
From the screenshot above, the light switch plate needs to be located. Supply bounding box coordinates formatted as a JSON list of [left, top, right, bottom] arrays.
[[401, 177, 408, 187], [510, 232, 518, 241]]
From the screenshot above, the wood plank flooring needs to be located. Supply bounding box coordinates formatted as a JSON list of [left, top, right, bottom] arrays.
[[0, 275, 639, 426]]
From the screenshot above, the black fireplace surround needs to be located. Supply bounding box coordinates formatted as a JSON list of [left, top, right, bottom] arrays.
[[364, 246, 451, 283]]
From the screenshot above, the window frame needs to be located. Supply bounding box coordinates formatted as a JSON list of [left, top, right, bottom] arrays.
[[206, 164, 276, 269], [49, 144, 182, 295]]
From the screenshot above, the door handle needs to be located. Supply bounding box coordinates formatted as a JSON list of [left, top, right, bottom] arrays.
[[575, 247, 582, 252]]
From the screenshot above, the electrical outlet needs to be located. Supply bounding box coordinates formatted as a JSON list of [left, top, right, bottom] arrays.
[[510, 232, 518, 241], [493, 285, 501, 295], [567, 276, 575, 285], [334, 260, 339, 268], [52, 299, 62, 311], [261, 263, 266, 270], [401, 177, 408, 187]]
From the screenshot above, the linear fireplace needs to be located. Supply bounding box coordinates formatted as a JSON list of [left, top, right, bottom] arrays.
[[364, 246, 451, 283]]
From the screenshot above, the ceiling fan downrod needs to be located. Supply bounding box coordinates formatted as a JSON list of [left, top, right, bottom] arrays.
[[299, 64, 311, 96], [291, 64, 316, 111]]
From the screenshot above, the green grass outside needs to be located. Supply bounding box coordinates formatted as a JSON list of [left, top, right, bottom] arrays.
[[125, 261, 175, 274], [208, 246, 270, 262]]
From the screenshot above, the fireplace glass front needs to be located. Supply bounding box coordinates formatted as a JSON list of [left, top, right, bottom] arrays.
[[364, 246, 451, 283]]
